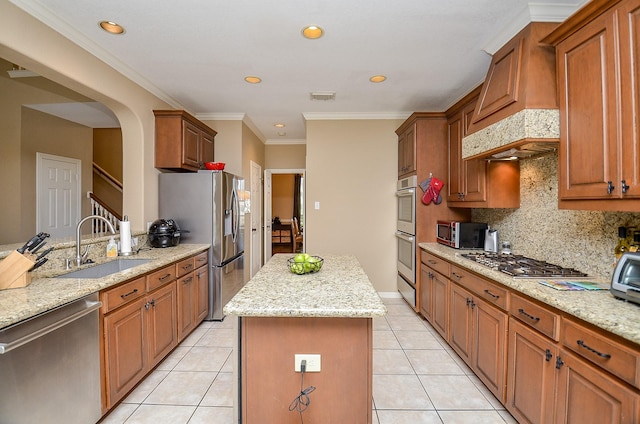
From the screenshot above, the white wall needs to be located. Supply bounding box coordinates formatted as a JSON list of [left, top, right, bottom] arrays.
[[305, 119, 403, 292]]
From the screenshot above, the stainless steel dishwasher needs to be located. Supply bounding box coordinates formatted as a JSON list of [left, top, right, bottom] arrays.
[[0, 293, 103, 423]]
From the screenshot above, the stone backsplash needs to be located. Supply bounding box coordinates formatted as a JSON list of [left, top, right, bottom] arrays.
[[472, 152, 640, 280]]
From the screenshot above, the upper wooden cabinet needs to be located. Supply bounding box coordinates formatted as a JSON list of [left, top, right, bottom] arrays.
[[467, 22, 559, 135], [154, 110, 216, 172], [544, 0, 640, 211], [446, 88, 521, 208], [397, 123, 417, 178]]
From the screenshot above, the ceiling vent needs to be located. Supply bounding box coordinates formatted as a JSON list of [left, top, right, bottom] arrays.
[[310, 91, 336, 101]]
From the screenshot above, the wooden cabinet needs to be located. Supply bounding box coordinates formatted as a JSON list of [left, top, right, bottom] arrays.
[[448, 265, 509, 402], [420, 251, 450, 339], [446, 87, 520, 208], [100, 251, 207, 410], [154, 110, 216, 172], [507, 318, 557, 424], [102, 277, 177, 409], [545, 0, 640, 211], [397, 124, 416, 178], [176, 253, 209, 341]]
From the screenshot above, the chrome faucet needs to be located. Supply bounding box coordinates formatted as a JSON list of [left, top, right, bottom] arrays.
[[75, 215, 116, 266]]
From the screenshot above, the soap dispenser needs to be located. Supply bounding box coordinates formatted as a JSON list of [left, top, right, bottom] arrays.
[[106, 236, 118, 257]]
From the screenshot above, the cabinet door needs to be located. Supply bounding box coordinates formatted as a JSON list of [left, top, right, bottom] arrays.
[[398, 125, 416, 177], [618, 0, 640, 199], [449, 283, 473, 364], [104, 298, 147, 408], [147, 282, 178, 368], [195, 265, 209, 323], [557, 10, 618, 199], [200, 130, 215, 165], [182, 120, 201, 169], [472, 297, 508, 403], [507, 318, 557, 424], [555, 349, 639, 424], [177, 271, 196, 340], [419, 264, 433, 321], [431, 270, 449, 340], [446, 113, 464, 201]]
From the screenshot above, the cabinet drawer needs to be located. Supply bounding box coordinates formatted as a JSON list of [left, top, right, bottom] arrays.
[[562, 318, 640, 389], [176, 257, 195, 277], [420, 250, 450, 276], [450, 265, 508, 310], [147, 265, 176, 292], [101, 276, 146, 313], [194, 251, 208, 269], [510, 294, 560, 341]]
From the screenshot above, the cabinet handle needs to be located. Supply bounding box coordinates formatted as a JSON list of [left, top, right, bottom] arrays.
[[182, 264, 193, 271], [607, 181, 615, 194], [428, 271, 434, 279], [145, 301, 150, 310], [182, 276, 193, 284], [622, 180, 630, 194], [483, 289, 500, 299], [451, 272, 462, 280], [555, 356, 564, 369], [120, 288, 138, 299], [577, 340, 611, 359], [149, 299, 155, 308], [197, 270, 207, 278], [545, 349, 553, 362], [197, 257, 207, 263], [159, 273, 172, 281], [428, 260, 437, 265], [466, 298, 475, 308], [517, 308, 540, 322]]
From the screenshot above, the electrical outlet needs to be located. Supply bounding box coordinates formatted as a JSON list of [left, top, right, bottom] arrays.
[[295, 354, 321, 372]]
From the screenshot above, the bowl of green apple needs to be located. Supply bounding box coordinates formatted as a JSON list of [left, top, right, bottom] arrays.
[[287, 253, 324, 275]]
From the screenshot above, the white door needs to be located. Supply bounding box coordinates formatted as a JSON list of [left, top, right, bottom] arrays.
[[264, 170, 273, 259], [36, 153, 81, 239], [250, 161, 262, 277]]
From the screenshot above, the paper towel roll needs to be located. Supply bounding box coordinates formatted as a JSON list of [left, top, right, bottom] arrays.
[[119, 219, 132, 253]]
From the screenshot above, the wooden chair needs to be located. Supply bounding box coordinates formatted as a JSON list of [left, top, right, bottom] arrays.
[[291, 217, 303, 253]]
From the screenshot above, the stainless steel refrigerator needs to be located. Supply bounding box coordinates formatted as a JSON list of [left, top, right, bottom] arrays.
[[159, 170, 245, 320]]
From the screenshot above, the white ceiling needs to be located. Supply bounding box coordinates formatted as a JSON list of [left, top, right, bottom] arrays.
[[10, 0, 586, 142]]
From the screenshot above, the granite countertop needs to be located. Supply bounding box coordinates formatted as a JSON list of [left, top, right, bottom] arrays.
[[224, 254, 387, 318], [420, 243, 640, 346], [0, 243, 210, 329]]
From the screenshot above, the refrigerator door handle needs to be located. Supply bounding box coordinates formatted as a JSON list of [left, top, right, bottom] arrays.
[[231, 187, 239, 243]]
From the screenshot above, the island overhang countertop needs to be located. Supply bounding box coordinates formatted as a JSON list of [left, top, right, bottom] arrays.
[[224, 254, 387, 318]]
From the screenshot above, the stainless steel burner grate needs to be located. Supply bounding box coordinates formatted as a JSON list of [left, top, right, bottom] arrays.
[[461, 253, 588, 279]]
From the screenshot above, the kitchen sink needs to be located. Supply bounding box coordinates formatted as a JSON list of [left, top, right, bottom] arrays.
[[55, 259, 151, 279]]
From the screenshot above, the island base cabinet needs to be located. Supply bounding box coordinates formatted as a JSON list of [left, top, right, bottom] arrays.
[[555, 349, 639, 424], [240, 316, 373, 423]]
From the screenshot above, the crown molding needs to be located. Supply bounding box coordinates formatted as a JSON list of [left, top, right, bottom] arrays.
[[196, 113, 245, 121], [265, 139, 306, 145], [482, 1, 587, 55], [303, 111, 412, 121]]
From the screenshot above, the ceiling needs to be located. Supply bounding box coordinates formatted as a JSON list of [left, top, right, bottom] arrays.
[[9, 0, 586, 142]]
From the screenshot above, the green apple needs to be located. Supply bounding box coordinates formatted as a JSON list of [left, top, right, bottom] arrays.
[[294, 253, 306, 263]]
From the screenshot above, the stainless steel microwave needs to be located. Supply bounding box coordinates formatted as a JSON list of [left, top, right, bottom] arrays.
[[436, 221, 488, 249]]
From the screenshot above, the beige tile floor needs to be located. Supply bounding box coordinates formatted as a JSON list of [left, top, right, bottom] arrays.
[[101, 297, 518, 424]]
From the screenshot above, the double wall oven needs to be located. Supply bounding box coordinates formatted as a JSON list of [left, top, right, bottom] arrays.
[[396, 175, 417, 308]]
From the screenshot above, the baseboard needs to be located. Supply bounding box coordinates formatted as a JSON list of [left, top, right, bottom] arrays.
[[377, 291, 402, 298]]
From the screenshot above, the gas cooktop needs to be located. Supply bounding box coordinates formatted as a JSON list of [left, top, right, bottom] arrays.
[[461, 253, 589, 279]]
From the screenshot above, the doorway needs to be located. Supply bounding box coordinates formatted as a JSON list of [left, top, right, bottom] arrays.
[[264, 169, 305, 259]]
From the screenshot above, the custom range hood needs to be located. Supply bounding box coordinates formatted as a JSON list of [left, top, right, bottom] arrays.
[[462, 22, 560, 161]]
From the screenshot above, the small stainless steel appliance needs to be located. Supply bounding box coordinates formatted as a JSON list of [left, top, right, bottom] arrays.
[[436, 221, 488, 249], [484, 227, 498, 253], [611, 252, 640, 304], [396, 175, 417, 308]]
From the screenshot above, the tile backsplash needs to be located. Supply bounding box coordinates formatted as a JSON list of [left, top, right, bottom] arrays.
[[472, 152, 640, 280]]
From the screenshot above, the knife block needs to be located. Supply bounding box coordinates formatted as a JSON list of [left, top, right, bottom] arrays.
[[0, 251, 35, 290]]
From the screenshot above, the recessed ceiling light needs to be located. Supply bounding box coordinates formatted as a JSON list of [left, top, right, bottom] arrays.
[[274, 123, 285, 128], [369, 75, 387, 83], [302, 25, 324, 39], [278, 132, 287, 136], [244, 76, 262, 84], [99, 21, 125, 35]]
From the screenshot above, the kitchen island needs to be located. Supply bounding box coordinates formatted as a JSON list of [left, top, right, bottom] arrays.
[[224, 253, 386, 424]]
